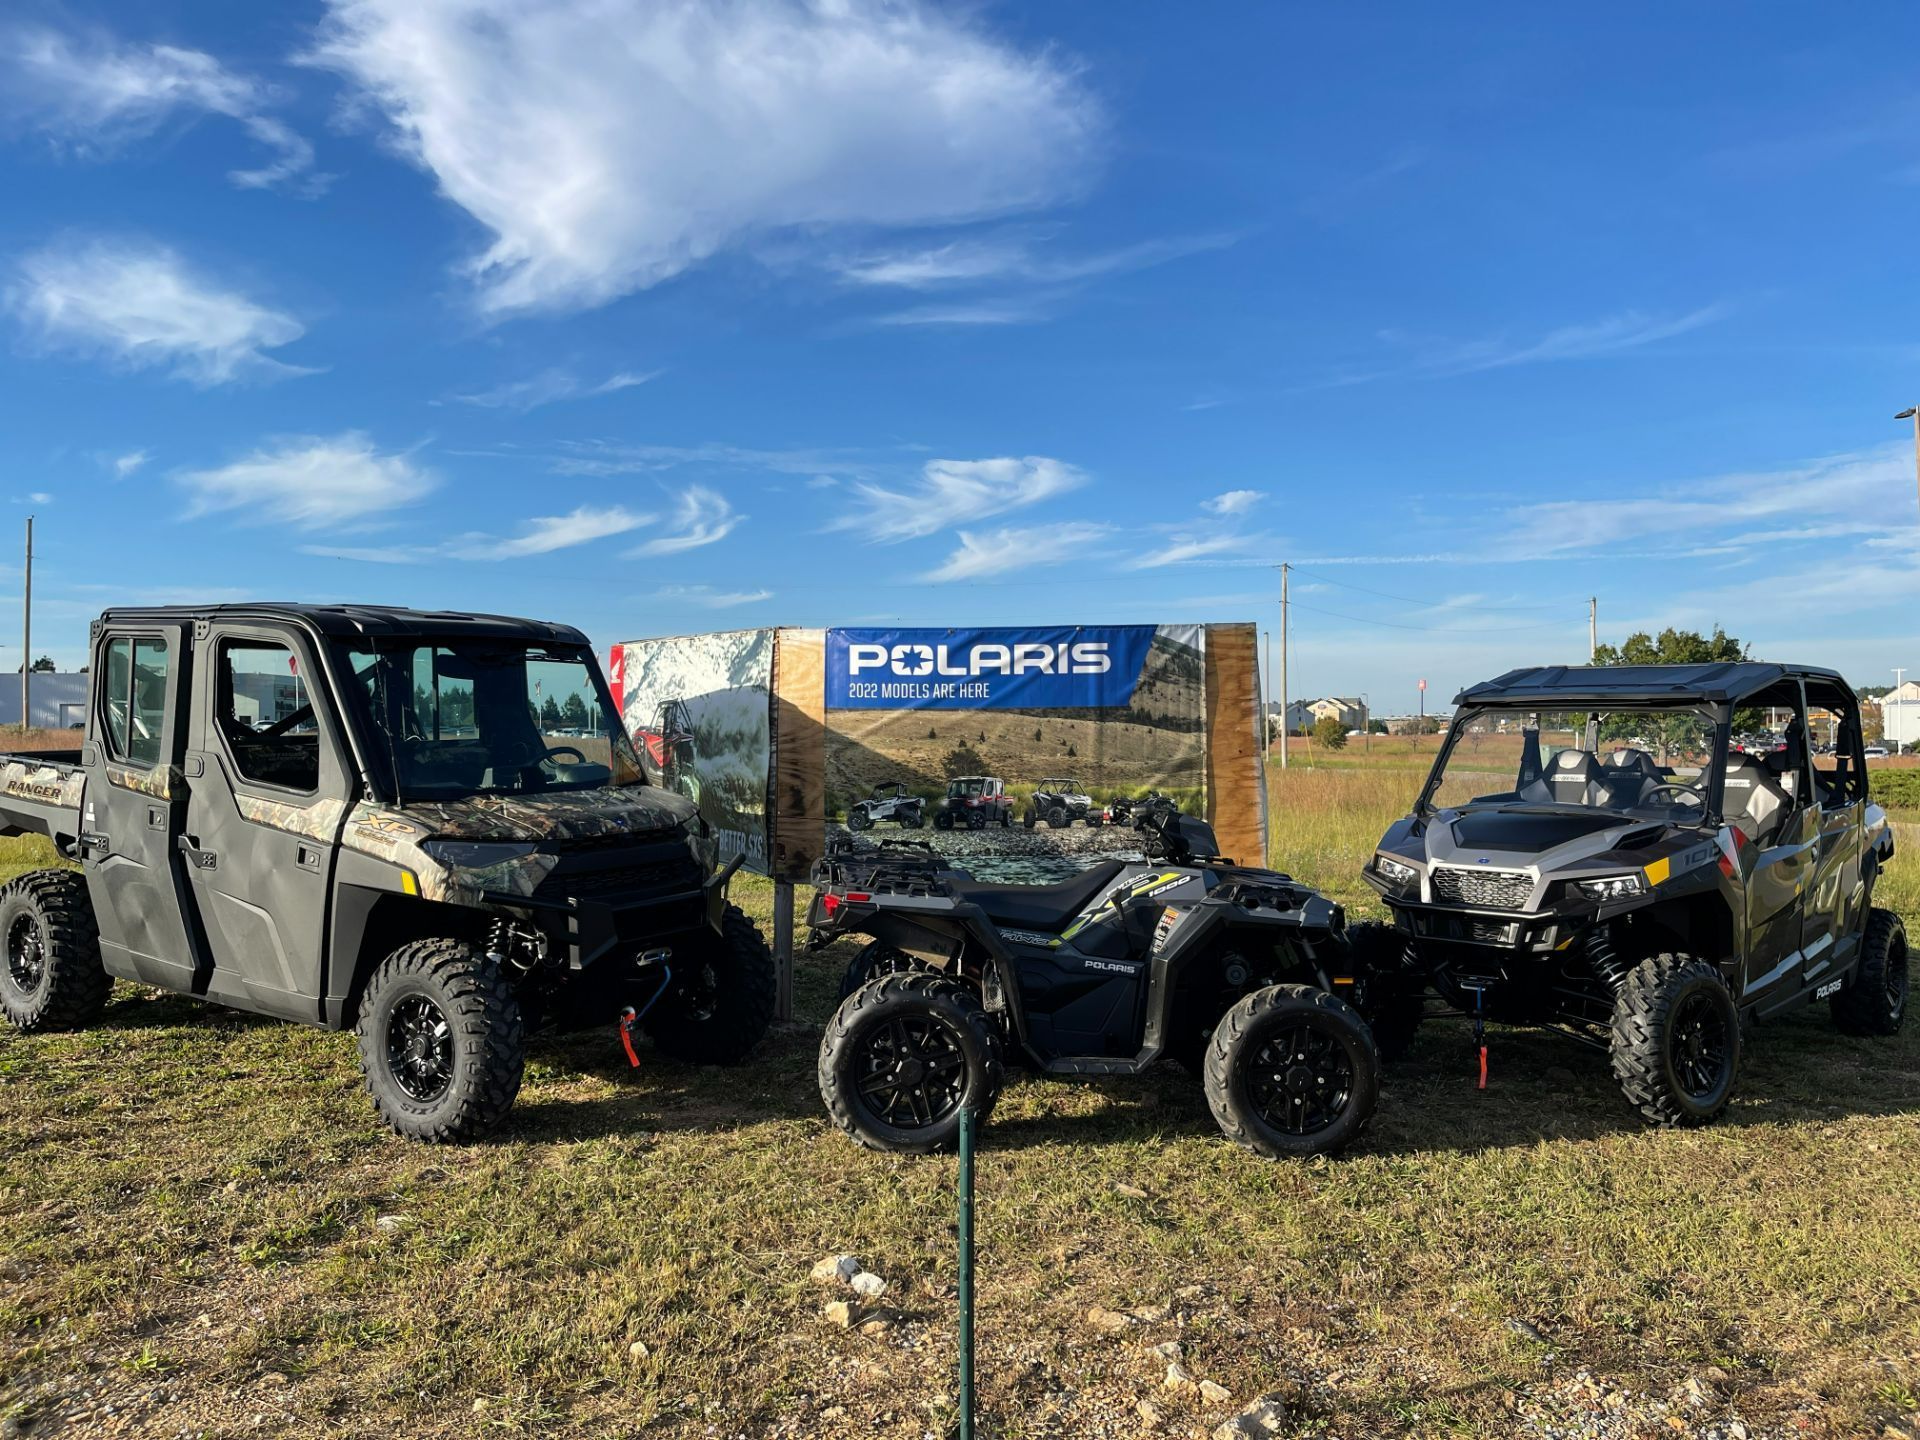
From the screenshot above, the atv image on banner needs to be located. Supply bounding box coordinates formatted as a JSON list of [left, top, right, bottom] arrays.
[[1366, 662, 1903, 1127], [1024, 777, 1102, 830], [932, 775, 1014, 831], [809, 806, 1390, 1160], [0, 604, 775, 1144], [846, 780, 925, 832]]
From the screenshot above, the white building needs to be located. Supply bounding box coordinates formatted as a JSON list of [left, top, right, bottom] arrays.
[[1882, 680, 1920, 749]]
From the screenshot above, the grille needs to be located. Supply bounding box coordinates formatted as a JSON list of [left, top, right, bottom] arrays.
[[1432, 866, 1533, 910], [537, 857, 703, 902]]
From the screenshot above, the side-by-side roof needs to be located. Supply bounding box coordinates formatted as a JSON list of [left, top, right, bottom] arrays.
[[1455, 662, 1848, 708]]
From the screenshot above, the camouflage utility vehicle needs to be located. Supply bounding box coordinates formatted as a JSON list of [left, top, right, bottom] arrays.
[[0, 604, 774, 1142], [1367, 662, 1902, 1126]]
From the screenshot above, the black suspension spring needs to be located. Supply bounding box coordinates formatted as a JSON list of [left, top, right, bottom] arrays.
[[1584, 924, 1630, 992]]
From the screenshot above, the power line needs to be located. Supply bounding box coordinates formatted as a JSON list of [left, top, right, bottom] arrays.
[[1285, 598, 1577, 635]]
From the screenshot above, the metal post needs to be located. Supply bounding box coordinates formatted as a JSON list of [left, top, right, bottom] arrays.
[[21, 516, 31, 732], [957, 1104, 977, 1440], [771, 881, 795, 1023], [1588, 597, 1597, 662], [1278, 563, 1289, 771]]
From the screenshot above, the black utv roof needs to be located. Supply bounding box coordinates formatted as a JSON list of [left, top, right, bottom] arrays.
[[1455, 662, 1848, 708], [95, 603, 588, 646]]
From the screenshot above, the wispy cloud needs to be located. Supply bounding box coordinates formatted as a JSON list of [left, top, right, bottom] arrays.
[[180, 433, 435, 529], [1308, 304, 1733, 391], [649, 584, 774, 608], [927, 522, 1111, 581], [110, 449, 149, 479], [624, 486, 743, 557], [838, 232, 1235, 290], [453, 504, 653, 560], [1204, 489, 1264, 516], [9, 237, 309, 385], [0, 22, 318, 191], [307, 0, 1099, 315], [830, 456, 1085, 542], [1129, 533, 1267, 569], [868, 299, 1052, 328], [450, 368, 658, 413]]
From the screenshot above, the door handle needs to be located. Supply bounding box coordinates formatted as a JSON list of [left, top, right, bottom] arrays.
[[147, 805, 166, 830], [177, 835, 218, 871], [297, 844, 323, 871]]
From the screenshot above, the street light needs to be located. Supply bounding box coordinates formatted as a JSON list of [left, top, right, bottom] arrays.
[[1897, 408, 1920, 517]]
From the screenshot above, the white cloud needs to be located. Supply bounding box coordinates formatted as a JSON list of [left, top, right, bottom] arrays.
[[0, 23, 316, 191], [9, 238, 309, 385], [181, 434, 436, 529], [838, 232, 1234, 289], [831, 456, 1085, 542], [650, 584, 774, 608], [1130, 533, 1265, 569], [111, 449, 149, 478], [927, 522, 1111, 582], [307, 0, 1099, 315], [297, 543, 422, 564], [453, 505, 654, 560], [1204, 489, 1263, 516], [868, 299, 1051, 328], [624, 486, 743, 557], [451, 368, 659, 413]]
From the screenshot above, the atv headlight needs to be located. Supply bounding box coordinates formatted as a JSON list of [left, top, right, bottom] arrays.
[[1577, 873, 1647, 903], [1374, 854, 1419, 891], [419, 840, 541, 870]]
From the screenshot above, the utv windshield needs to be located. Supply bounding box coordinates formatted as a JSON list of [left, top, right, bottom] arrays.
[[341, 638, 643, 802], [1418, 704, 1725, 825], [948, 779, 988, 797]]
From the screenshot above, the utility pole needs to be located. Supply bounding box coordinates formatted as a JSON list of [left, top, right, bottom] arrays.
[[1588, 597, 1598, 661], [21, 516, 31, 733], [1264, 628, 1272, 758], [1278, 563, 1290, 771]]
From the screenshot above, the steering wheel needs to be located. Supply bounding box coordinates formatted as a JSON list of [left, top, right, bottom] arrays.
[[544, 745, 588, 765], [1643, 781, 1704, 807]]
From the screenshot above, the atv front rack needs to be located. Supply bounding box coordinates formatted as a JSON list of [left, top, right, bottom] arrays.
[[812, 838, 956, 900]]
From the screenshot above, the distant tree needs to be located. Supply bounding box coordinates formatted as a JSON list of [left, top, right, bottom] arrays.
[[1367, 719, 1390, 735], [561, 693, 590, 730], [539, 696, 563, 729], [927, 726, 938, 740], [1034, 726, 1044, 742], [29, 656, 54, 673], [1592, 625, 1752, 755], [1066, 743, 1077, 758], [940, 741, 988, 777], [1311, 715, 1348, 750]]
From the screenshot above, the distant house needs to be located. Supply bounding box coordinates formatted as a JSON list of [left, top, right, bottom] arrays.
[[1308, 697, 1366, 730], [1266, 700, 1319, 736], [1882, 680, 1920, 749]]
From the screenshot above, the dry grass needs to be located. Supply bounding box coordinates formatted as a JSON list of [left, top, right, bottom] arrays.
[[1, 759, 1918, 1439]]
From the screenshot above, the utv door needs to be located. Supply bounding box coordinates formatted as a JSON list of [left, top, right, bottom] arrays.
[[180, 623, 351, 1024], [1802, 684, 1868, 982], [84, 624, 198, 991]]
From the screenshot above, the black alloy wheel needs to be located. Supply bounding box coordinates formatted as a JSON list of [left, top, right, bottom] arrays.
[[854, 1012, 969, 1130], [385, 994, 455, 1104], [1245, 1020, 1357, 1136]]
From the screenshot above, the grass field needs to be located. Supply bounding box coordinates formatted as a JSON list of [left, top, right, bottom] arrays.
[[2, 754, 1918, 1439]]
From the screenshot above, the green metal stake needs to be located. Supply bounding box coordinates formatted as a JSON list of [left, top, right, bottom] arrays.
[[957, 1104, 976, 1440]]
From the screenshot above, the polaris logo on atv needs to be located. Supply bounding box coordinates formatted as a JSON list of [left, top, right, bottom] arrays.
[[827, 626, 1169, 711], [1083, 958, 1138, 974], [1815, 977, 1844, 999]]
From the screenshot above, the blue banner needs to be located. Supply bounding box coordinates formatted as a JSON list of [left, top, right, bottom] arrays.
[[826, 626, 1159, 710]]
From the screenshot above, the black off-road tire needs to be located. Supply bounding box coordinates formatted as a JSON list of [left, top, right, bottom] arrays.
[[903, 808, 925, 830], [819, 972, 1004, 1154], [847, 807, 873, 832], [0, 870, 109, 1031], [1086, 811, 1104, 828], [644, 904, 776, 1064], [1609, 953, 1740, 1127], [1345, 921, 1425, 1063], [1023, 810, 1037, 830], [967, 811, 987, 831], [355, 938, 524, 1143], [1204, 984, 1379, 1159], [935, 811, 954, 832], [1046, 805, 1069, 830], [837, 938, 934, 1001], [1832, 907, 1908, 1036]]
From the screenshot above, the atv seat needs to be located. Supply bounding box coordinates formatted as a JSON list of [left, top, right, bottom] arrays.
[[950, 859, 1128, 931], [1721, 755, 1792, 844], [1520, 748, 1600, 806]]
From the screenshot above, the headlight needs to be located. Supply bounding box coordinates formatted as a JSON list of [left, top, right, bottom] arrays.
[[420, 839, 541, 869], [1577, 873, 1647, 902], [1375, 854, 1418, 889]]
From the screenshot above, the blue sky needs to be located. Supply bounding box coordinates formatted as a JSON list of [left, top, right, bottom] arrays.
[[1, 3, 1917, 714]]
